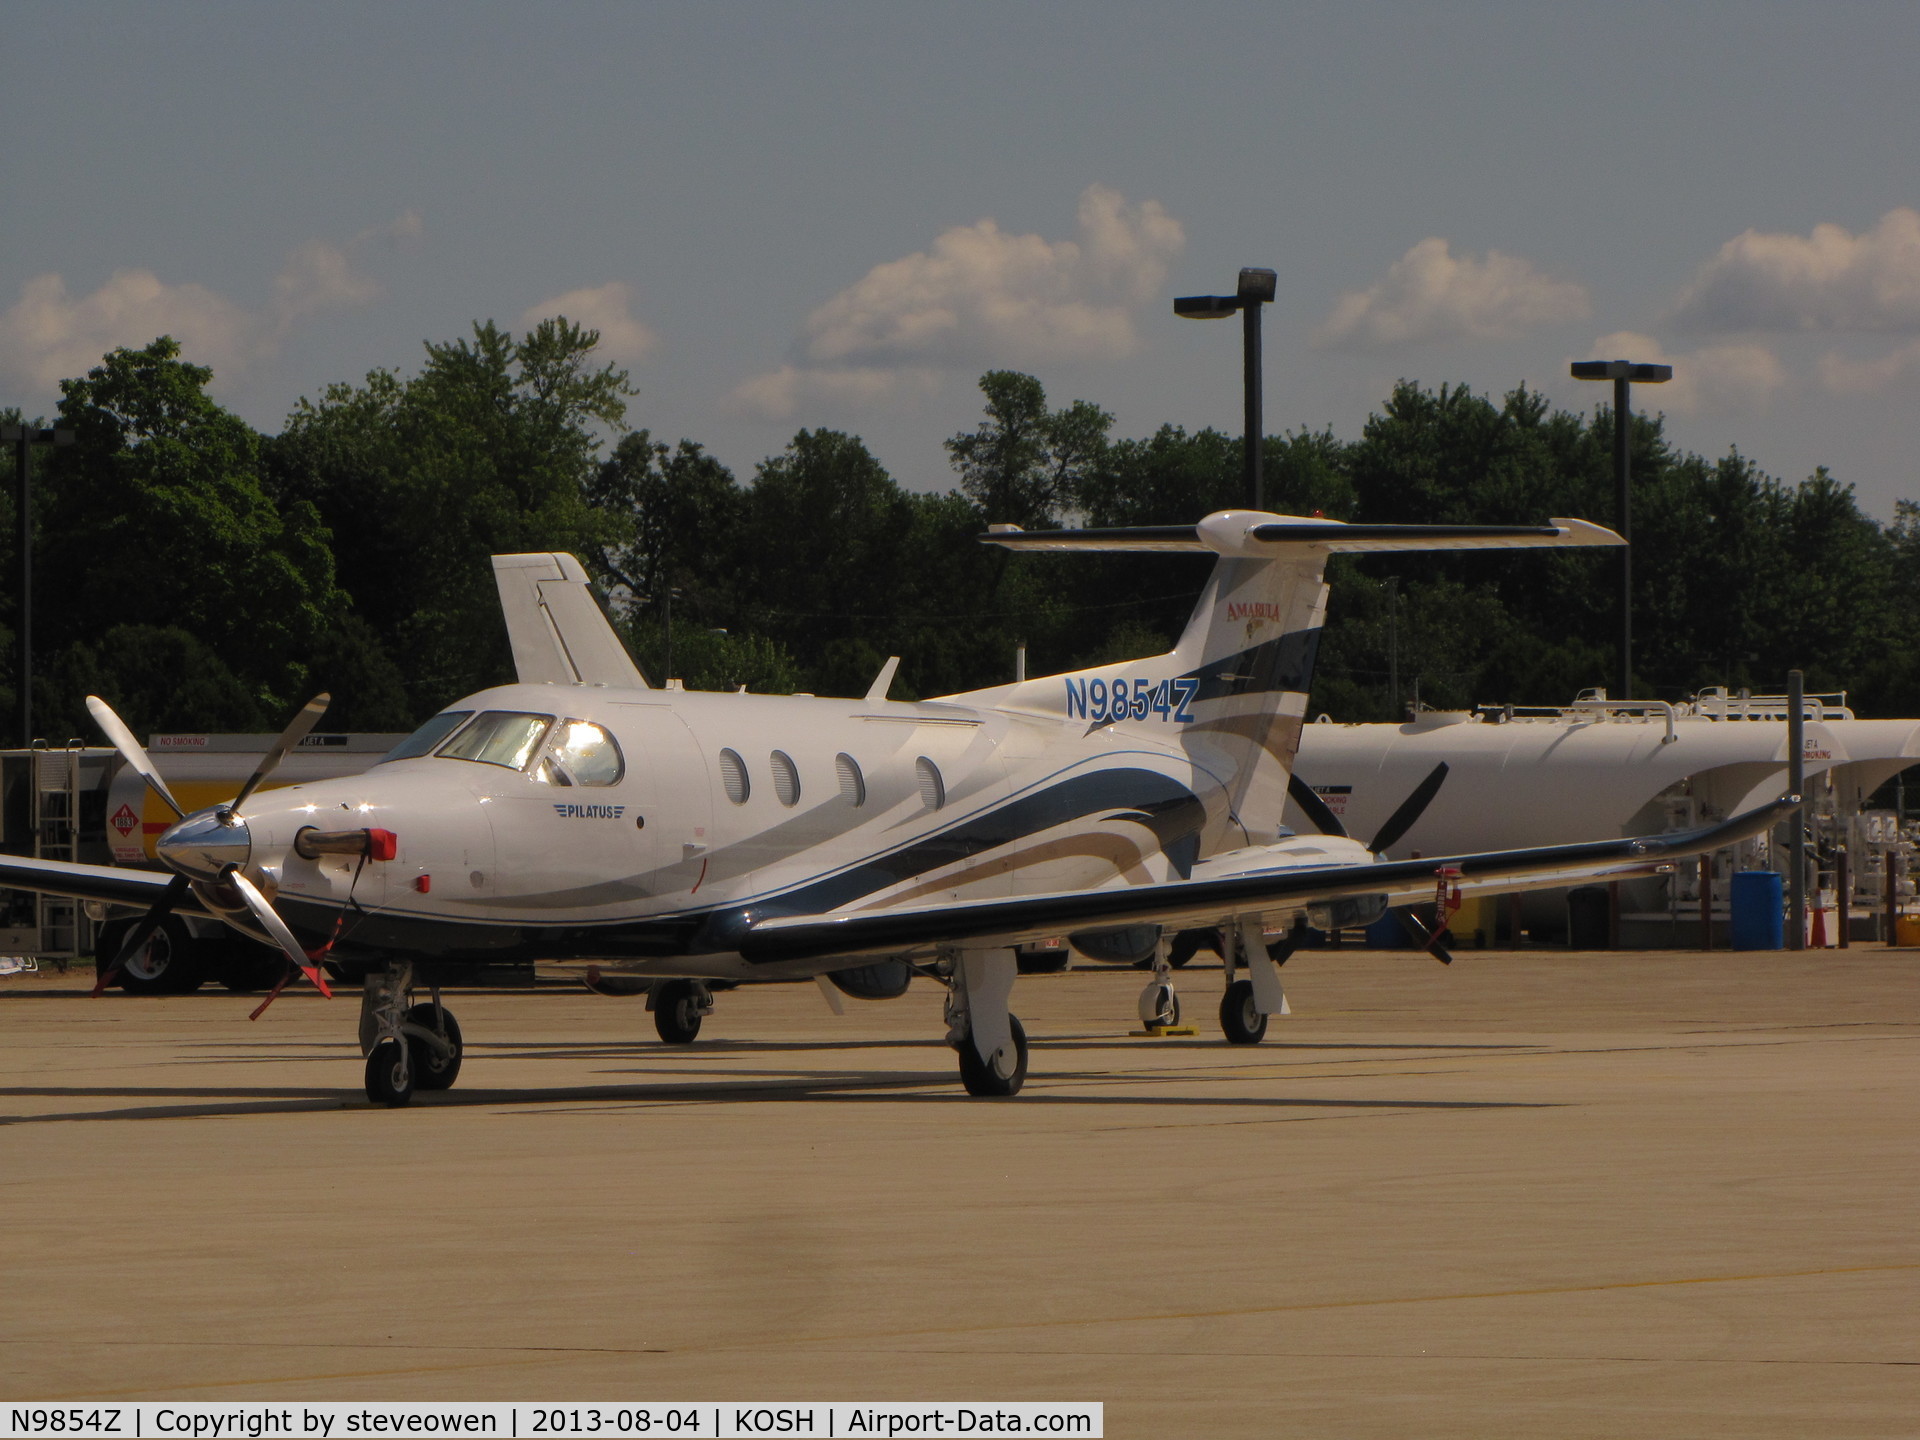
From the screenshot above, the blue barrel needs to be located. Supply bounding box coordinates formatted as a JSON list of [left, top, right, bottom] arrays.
[[1730, 870, 1785, 950]]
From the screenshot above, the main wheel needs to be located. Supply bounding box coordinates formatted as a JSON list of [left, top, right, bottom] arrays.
[[653, 980, 704, 1044], [112, 918, 207, 995], [404, 1002, 463, 1091], [364, 1038, 415, 1107], [958, 1014, 1028, 1097], [1220, 979, 1268, 1044]]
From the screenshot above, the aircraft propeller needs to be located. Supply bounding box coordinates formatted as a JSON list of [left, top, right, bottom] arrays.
[[88, 692, 335, 999], [1286, 762, 1456, 960], [1286, 761, 1451, 855], [1164, 763, 1455, 968]]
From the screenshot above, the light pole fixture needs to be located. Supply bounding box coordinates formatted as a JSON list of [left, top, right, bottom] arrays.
[[1176, 267, 1278, 510], [1570, 358, 1672, 700], [1, 423, 74, 747]]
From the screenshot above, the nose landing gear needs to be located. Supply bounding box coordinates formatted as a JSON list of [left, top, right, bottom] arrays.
[[359, 963, 463, 1107], [650, 978, 714, 1044]]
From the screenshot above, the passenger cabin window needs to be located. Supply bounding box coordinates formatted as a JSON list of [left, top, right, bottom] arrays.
[[436, 712, 554, 771], [719, 748, 750, 804], [835, 753, 866, 807], [770, 750, 800, 807], [535, 720, 624, 787], [915, 756, 945, 811], [382, 711, 472, 763]]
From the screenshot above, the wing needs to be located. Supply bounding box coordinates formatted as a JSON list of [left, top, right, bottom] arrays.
[[0, 854, 210, 913], [738, 798, 1798, 966]]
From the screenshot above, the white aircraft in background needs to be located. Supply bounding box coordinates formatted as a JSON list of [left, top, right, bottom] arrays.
[[0, 511, 1792, 1105]]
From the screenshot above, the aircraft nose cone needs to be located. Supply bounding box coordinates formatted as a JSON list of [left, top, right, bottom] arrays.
[[156, 808, 251, 880]]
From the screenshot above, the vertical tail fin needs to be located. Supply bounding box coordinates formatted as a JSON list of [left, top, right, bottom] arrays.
[[971, 512, 1621, 842], [492, 553, 649, 688]]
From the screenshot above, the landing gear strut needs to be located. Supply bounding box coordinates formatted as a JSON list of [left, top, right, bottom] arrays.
[[944, 947, 1027, 1096], [359, 963, 462, 1107], [1137, 940, 1181, 1029]]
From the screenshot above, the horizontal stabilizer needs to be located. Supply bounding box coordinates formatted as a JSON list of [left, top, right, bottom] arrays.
[[984, 512, 1622, 555]]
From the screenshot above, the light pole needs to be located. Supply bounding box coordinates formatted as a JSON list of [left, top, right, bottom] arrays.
[[2, 423, 74, 746], [1570, 359, 1671, 700], [1176, 267, 1277, 510]]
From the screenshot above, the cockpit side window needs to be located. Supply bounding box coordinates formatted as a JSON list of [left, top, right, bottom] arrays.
[[435, 711, 554, 770], [535, 719, 624, 787], [381, 711, 473, 763]]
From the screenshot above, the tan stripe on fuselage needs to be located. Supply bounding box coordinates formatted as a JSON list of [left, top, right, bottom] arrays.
[[853, 830, 1155, 909]]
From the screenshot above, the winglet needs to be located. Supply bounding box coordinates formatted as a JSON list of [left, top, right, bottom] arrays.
[[865, 656, 901, 702]]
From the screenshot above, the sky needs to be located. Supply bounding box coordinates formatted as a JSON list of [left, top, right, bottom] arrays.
[[4, 2, 1919, 516]]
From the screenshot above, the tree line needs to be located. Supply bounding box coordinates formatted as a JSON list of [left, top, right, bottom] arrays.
[[2, 322, 1915, 743]]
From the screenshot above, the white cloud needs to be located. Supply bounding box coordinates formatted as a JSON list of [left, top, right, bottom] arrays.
[[272, 239, 381, 327], [729, 183, 1183, 419], [1314, 237, 1589, 350], [1817, 340, 1920, 395], [0, 211, 417, 391], [519, 282, 658, 362], [0, 270, 258, 389], [1577, 330, 1785, 415], [726, 363, 940, 423], [1670, 208, 1920, 333]]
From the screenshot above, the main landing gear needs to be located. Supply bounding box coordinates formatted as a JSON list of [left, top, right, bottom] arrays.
[[1218, 918, 1293, 1046], [1131, 921, 1295, 1045], [943, 947, 1028, 1096], [359, 962, 463, 1107]]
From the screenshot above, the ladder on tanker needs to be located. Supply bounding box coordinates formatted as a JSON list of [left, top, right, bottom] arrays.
[[31, 744, 88, 963]]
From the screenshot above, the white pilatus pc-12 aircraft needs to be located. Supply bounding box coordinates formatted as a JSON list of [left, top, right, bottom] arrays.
[[2, 510, 1793, 1105]]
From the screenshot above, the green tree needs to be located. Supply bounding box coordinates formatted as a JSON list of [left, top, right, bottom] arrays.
[[272, 318, 633, 714], [944, 370, 1112, 530], [36, 339, 339, 736]]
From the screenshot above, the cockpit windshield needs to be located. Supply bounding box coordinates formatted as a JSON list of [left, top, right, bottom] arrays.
[[435, 712, 555, 770], [380, 711, 473, 763]]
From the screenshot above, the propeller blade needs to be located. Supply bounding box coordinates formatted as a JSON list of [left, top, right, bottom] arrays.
[[1368, 761, 1450, 855], [1398, 908, 1455, 965], [1287, 773, 1349, 839], [226, 693, 331, 818], [86, 695, 185, 819], [225, 867, 333, 999], [91, 874, 192, 996]]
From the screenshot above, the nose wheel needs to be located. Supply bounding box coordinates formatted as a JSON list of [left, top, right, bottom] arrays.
[[359, 964, 462, 1107], [652, 979, 713, 1044]]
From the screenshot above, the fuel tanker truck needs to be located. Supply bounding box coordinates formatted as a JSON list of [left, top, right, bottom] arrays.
[[1286, 690, 1920, 947], [0, 732, 403, 991]]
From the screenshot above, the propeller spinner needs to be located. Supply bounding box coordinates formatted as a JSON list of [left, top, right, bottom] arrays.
[[89, 692, 335, 998]]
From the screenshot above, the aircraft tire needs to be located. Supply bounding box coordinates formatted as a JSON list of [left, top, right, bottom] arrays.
[[958, 1014, 1028, 1097], [364, 1038, 415, 1107], [653, 981, 704, 1044], [111, 918, 207, 996], [1220, 979, 1267, 1045], [405, 1003, 463, 1091]]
